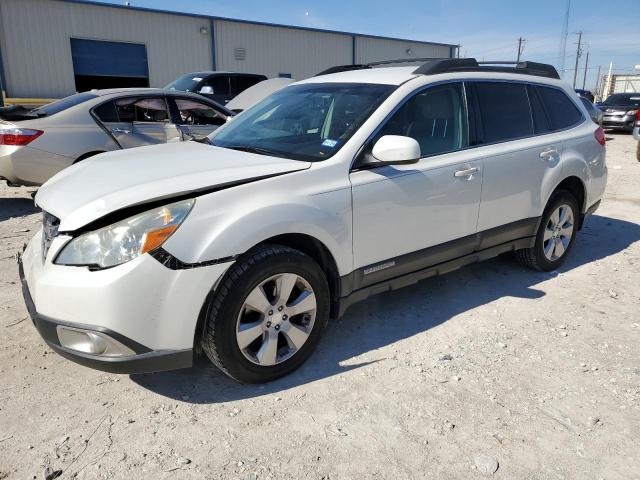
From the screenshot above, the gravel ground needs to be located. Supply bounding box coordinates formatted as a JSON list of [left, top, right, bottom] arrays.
[[1, 133, 639, 480]]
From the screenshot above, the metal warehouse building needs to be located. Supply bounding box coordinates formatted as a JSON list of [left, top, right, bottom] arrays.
[[0, 0, 456, 101]]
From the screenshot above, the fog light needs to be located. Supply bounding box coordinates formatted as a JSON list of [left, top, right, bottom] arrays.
[[56, 326, 135, 357]]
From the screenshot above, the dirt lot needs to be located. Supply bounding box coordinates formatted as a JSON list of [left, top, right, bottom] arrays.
[[1, 133, 639, 480]]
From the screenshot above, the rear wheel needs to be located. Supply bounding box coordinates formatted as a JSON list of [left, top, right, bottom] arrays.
[[516, 190, 579, 271], [201, 245, 330, 383]]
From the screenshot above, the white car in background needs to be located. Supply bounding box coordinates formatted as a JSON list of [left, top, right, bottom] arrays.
[[19, 58, 607, 383], [0, 89, 233, 186]]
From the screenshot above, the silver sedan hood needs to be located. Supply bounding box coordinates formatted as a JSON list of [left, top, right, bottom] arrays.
[[36, 141, 310, 231]]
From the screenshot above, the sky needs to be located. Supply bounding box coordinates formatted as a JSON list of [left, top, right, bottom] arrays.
[[92, 0, 639, 91]]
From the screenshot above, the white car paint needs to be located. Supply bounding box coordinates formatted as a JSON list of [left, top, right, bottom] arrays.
[[225, 78, 295, 112], [20, 64, 607, 376]]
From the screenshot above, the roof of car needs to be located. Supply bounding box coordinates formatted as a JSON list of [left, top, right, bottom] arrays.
[[296, 64, 567, 89], [296, 66, 420, 86], [94, 88, 167, 96]]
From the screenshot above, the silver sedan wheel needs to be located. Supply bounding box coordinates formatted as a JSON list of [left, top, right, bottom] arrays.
[[543, 204, 575, 261], [236, 273, 317, 366]]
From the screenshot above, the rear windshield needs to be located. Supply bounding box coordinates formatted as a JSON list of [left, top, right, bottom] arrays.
[[165, 74, 204, 92], [32, 92, 97, 117], [600, 93, 640, 107]]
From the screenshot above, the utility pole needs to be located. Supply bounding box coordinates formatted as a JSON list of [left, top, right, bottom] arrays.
[[582, 50, 589, 89], [572, 31, 583, 88], [516, 37, 526, 63], [594, 65, 602, 100]]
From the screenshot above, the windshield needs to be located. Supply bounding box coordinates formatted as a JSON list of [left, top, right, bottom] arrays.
[[31, 92, 97, 116], [210, 83, 395, 162], [165, 74, 204, 92], [601, 94, 640, 107]]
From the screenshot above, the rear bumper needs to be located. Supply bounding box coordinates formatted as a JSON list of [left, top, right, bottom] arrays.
[[18, 254, 192, 374], [0, 145, 72, 186]]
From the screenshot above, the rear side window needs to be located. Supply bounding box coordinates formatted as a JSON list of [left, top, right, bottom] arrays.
[[93, 101, 118, 122], [474, 82, 533, 143], [536, 86, 583, 130], [580, 96, 595, 111]]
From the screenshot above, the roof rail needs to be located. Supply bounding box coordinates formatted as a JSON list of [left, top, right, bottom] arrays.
[[314, 57, 446, 76], [413, 58, 560, 79]]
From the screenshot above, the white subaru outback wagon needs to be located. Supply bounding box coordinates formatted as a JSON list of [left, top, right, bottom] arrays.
[[19, 59, 607, 383]]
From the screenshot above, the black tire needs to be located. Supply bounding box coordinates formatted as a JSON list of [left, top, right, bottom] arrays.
[[515, 190, 579, 271], [201, 244, 330, 383]]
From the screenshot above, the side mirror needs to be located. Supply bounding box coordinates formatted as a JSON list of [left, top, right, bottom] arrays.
[[199, 86, 214, 95], [369, 135, 420, 165]]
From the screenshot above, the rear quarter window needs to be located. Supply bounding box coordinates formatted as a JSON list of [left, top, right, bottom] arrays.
[[474, 82, 533, 144], [92, 101, 119, 122], [536, 86, 583, 131]]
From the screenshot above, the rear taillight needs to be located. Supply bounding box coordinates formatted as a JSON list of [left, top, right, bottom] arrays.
[[0, 128, 44, 146], [594, 127, 606, 147], [635, 110, 640, 126]]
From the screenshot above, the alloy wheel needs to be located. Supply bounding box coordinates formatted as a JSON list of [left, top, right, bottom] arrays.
[[236, 273, 317, 366], [543, 204, 575, 261]]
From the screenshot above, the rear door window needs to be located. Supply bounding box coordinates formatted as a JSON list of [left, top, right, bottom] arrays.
[[536, 86, 583, 131], [115, 97, 169, 123], [474, 82, 533, 144]]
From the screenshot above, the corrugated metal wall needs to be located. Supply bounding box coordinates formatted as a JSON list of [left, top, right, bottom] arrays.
[[355, 36, 451, 64], [0, 0, 212, 97], [0, 0, 454, 98], [214, 21, 352, 79]]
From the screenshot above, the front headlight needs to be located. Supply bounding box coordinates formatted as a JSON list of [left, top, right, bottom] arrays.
[[55, 199, 195, 269], [627, 109, 638, 116]]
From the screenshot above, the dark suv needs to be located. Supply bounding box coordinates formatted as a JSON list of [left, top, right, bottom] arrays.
[[165, 72, 267, 105], [596, 93, 640, 132]]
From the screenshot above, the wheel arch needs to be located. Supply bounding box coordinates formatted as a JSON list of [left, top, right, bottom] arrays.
[[193, 232, 342, 353], [547, 175, 587, 228]]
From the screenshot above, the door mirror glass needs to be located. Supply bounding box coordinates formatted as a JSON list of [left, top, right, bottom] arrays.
[[199, 86, 214, 95], [370, 135, 420, 165]]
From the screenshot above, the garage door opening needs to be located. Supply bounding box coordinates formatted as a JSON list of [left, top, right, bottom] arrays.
[[70, 38, 149, 92]]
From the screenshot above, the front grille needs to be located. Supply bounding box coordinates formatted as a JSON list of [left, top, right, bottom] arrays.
[[42, 211, 60, 261]]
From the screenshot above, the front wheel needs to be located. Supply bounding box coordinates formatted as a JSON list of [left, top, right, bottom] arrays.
[[516, 190, 579, 271], [201, 245, 330, 383]]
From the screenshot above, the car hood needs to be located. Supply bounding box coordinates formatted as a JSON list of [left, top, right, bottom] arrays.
[[35, 141, 311, 231], [225, 78, 295, 112], [596, 104, 634, 112]]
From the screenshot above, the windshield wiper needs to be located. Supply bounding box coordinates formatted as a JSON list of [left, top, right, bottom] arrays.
[[223, 145, 280, 157]]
